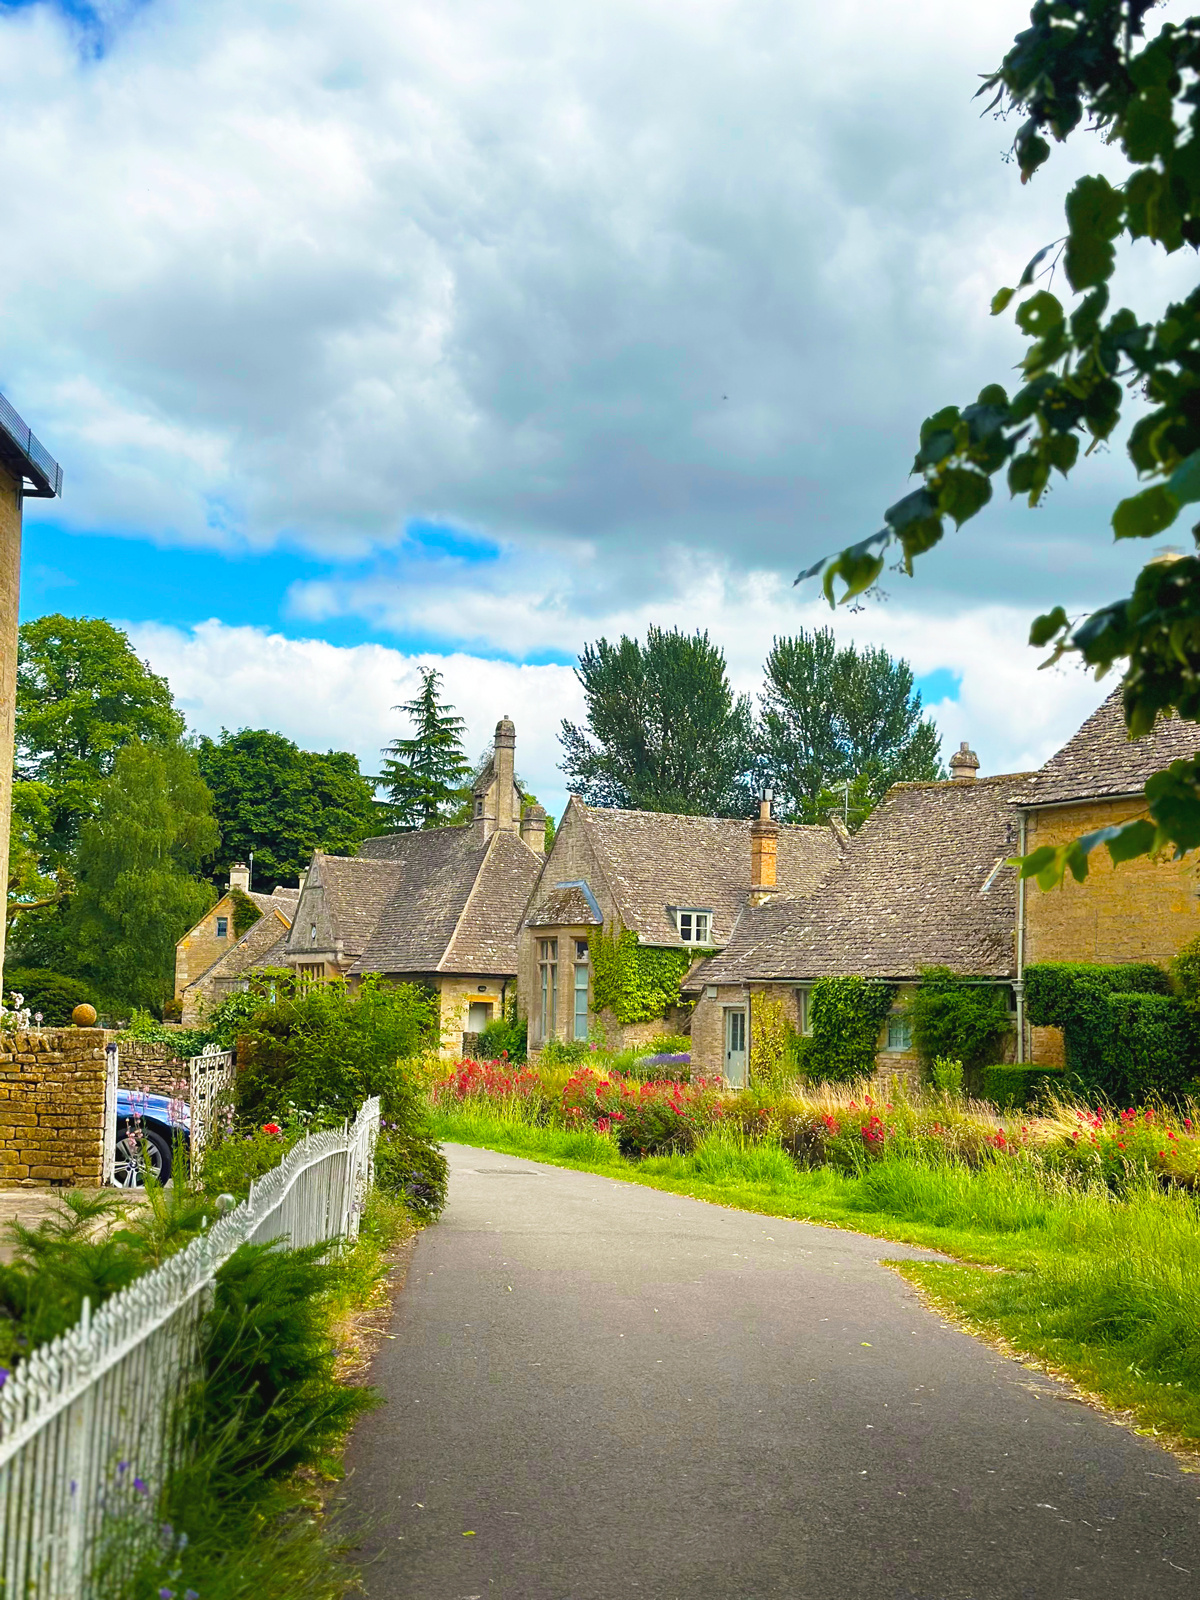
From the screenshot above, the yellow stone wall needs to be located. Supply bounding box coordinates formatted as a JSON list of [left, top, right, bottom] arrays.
[[175, 893, 239, 997], [437, 974, 509, 1060], [1024, 796, 1200, 967], [0, 1028, 109, 1186], [0, 463, 21, 983]]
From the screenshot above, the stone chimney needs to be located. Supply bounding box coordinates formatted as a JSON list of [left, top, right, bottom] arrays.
[[749, 792, 779, 906], [228, 862, 251, 893], [494, 716, 517, 834], [949, 741, 980, 782], [520, 803, 547, 855]]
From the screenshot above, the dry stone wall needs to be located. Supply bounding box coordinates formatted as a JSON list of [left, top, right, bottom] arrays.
[[114, 1039, 188, 1097], [0, 1027, 109, 1187]]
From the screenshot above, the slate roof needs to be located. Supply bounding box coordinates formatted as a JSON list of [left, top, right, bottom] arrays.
[[199, 904, 293, 984], [1014, 687, 1200, 807], [690, 774, 1031, 985], [526, 883, 603, 928], [248, 889, 291, 916], [310, 855, 415, 964], [348, 828, 542, 976], [542, 803, 842, 947]]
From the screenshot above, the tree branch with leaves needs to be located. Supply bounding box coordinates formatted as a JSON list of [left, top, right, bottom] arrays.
[[800, 1, 1200, 886]]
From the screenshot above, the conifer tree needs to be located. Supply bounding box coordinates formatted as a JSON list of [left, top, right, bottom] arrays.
[[378, 669, 472, 829]]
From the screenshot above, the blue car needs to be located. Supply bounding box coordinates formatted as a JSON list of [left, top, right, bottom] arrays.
[[114, 1089, 190, 1187]]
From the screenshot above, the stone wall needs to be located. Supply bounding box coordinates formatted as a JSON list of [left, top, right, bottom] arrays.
[[0, 1028, 109, 1187], [437, 974, 509, 1060], [115, 1040, 188, 1097], [0, 462, 20, 981], [1024, 795, 1200, 967], [175, 891, 237, 999]]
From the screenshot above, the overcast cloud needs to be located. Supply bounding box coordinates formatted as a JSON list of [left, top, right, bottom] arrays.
[[3, 0, 1191, 808]]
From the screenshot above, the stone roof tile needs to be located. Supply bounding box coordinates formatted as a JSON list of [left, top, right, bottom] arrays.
[[1014, 687, 1200, 807], [691, 774, 1030, 984]]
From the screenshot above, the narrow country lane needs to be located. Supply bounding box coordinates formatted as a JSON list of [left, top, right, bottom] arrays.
[[343, 1145, 1200, 1599]]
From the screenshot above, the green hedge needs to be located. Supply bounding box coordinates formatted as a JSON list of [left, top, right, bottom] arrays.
[[2, 968, 98, 1026], [979, 1064, 1065, 1110], [796, 977, 897, 1083], [1023, 961, 1196, 1104]]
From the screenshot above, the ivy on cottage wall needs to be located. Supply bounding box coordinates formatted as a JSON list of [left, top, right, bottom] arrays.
[[588, 926, 713, 1024], [796, 976, 897, 1083]]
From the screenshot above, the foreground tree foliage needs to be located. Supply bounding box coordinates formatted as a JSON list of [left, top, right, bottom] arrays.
[[196, 726, 378, 889], [760, 629, 943, 827], [800, 2, 1200, 885], [560, 627, 756, 814]]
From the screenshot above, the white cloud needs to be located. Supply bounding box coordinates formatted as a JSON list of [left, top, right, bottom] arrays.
[[128, 590, 1108, 826], [5, 0, 1192, 610]]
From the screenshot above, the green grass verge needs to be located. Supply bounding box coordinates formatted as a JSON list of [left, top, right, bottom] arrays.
[[431, 1108, 1200, 1454]]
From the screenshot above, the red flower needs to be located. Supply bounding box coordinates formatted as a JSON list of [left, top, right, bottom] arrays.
[[262, 1123, 281, 1136]]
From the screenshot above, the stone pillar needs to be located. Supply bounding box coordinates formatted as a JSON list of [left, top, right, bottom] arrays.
[[494, 716, 517, 835], [228, 862, 250, 892], [0, 464, 21, 984]]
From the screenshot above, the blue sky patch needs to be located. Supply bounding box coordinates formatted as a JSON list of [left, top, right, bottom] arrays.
[[915, 667, 961, 706]]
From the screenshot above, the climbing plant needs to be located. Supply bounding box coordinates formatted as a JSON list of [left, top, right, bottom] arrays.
[[588, 926, 712, 1024], [795, 977, 897, 1083], [905, 967, 1013, 1076], [230, 886, 263, 940]]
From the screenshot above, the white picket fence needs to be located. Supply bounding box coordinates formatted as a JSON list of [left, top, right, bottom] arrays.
[[0, 1096, 381, 1600]]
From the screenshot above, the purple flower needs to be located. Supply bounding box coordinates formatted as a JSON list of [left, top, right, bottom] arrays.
[[0, 1367, 8, 1388], [186, 1591, 200, 1599], [159, 1590, 175, 1599], [133, 1477, 148, 1495], [117, 1461, 129, 1477]]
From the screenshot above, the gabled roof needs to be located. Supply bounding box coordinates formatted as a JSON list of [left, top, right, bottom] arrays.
[[307, 854, 413, 964], [247, 889, 294, 919], [1014, 687, 1200, 807], [348, 827, 542, 976], [526, 882, 603, 928], [533, 801, 842, 947], [691, 774, 1031, 985], [189, 903, 293, 991]]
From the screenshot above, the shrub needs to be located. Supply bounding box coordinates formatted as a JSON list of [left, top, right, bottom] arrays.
[[796, 977, 897, 1082], [235, 976, 436, 1126], [979, 1063, 1064, 1110], [2, 967, 99, 1026], [478, 1013, 527, 1061], [199, 1122, 297, 1200], [930, 1056, 965, 1098], [749, 995, 795, 1093], [375, 1130, 449, 1219], [1025, 961, 1196, 1103], [1172, 933, 1200, 1013], [906, 968, 1012, 1075]]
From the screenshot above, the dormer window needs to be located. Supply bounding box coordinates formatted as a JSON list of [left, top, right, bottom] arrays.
[[678, 909, 711, 945]]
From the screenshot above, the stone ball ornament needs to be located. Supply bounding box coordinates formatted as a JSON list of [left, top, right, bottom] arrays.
[[72, 1002, 98, 1027]]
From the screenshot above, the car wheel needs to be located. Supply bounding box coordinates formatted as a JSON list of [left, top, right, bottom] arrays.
[[113, 1123, 173, 1187]]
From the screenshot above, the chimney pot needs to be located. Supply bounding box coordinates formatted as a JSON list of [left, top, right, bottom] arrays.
[[949, 741, 980, 782], [228, 862, 251, 893]]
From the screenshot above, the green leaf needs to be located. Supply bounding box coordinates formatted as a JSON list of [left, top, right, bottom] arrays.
[[1015, 291, 1064, 337], [1167, 450, 1200, 508], [1112, 485, 1179, 540], [1028, 606, 1068, 648], [936, 467, 992, 528], [1043, 432, 1079, 476], [1017, 241, 1058, 288], [1063, 175, 1124, 290], [1104, 818, 1157, 865], [991, 287, 1015, 316]]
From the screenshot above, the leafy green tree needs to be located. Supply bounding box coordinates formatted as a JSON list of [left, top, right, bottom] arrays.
[[6, 780, 65, 940], [560, 627, 756, 814], [195, 729, 377, 890], [799, 4, 1200, 886], [759, 630, 943, 827], [378, 668, 471, 829], [67, 741, 219, 1010], [16, 615, 183, 863]]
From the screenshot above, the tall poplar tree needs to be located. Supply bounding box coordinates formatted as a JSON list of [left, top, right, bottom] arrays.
[[378, 669, 472, 829], [559, 628, 755, 814]]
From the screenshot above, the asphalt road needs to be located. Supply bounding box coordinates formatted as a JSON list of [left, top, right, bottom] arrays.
[[343, 1143, 1200, 1599]]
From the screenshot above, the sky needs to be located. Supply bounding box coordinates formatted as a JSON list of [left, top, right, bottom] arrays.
[[2, 0, 1193, 821]]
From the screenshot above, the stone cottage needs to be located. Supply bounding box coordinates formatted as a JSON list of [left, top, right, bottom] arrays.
[[175, 864, 300, 1023], [280, 717, 547, 1058], [1012, 687, 1200, 1064], [518, 797, 844, 1054], [685, 749, 1030, 1085]]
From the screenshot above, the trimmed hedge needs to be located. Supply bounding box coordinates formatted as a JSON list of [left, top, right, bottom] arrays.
[[2, 968, 98, 1025], [1024, 961, 1197, 1103], [979, 1064, 1065, 1111]]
